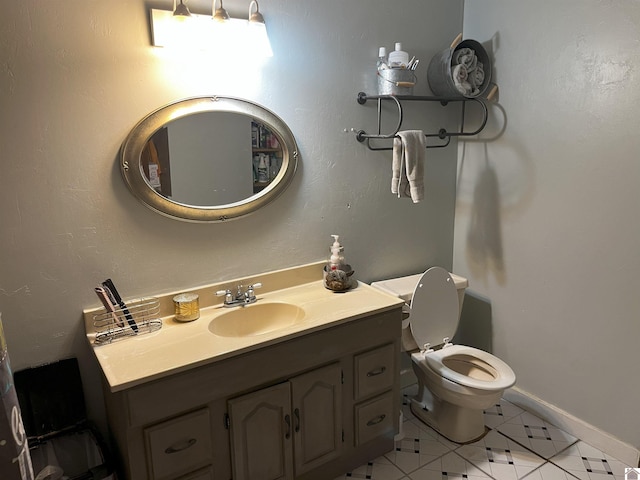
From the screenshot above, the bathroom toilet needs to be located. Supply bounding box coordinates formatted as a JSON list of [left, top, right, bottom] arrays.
[[372, 267, 516, 443]]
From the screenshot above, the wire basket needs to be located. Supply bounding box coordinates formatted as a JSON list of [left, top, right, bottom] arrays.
[[92, 297, 162, 344]]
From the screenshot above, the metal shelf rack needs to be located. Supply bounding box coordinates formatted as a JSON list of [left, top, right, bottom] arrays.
[[354, 92, 488, 151]]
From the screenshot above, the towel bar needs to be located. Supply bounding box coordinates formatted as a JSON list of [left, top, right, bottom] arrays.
[[354, 92, 488, 151]]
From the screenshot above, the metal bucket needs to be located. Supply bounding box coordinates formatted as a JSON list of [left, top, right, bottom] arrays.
[[427, 39, 491, 98], [377, 68, 416, 95]]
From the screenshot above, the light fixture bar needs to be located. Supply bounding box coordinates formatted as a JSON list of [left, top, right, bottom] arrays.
[[150, 7, 272, 57]]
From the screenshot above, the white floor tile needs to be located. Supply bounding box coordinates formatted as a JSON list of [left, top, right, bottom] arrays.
[[408, 451, 494, 480], [521, 462, 581, 480], [497, 411, 579, 459], [339, 392, 632, 480], [384, 418, 456, 474], [456, 429, 546, 479], [484, 398, 525, 429], [550, 441, 630, 480], [335, 454, 407, 480]]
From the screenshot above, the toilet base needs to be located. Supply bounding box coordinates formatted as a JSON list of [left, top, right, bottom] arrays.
[[410, 391, 488, 444]]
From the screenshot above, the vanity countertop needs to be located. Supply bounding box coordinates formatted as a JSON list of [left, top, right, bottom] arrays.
[[84, 262, 404, 393]]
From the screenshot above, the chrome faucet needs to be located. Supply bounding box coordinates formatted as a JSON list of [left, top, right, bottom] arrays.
[[216, 283, 262, 307]]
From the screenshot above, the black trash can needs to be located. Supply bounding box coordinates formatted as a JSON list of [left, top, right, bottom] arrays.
[[14, 358, 115, 480]]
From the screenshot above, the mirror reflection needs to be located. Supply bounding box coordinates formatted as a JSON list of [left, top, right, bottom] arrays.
[[141, 113, 283, 206]]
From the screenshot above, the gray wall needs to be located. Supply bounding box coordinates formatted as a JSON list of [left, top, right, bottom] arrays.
[[456, 1, 640, 448], [0, 0, 462, 434]]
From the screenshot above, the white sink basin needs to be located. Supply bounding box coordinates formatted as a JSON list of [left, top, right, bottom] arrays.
[[208, 302, 307, 337]]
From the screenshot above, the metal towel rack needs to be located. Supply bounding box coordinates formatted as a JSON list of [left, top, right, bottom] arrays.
[[354, 92, 488, 151]]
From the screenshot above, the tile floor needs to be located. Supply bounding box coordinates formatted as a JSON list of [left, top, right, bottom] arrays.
[[335, 385, 634, 480]]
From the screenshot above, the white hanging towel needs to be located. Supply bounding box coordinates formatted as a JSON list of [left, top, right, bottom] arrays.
[[392, 130, 426, 203]]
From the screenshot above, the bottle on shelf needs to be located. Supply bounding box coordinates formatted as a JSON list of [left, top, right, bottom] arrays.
[[377, 46, 388, 71], [388, 42, 409, 68]]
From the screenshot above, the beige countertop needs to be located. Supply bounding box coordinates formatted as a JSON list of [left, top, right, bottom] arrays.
[[84, 262, 404, 393]]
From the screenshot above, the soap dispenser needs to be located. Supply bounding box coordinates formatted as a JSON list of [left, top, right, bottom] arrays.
[[329, 234, 345, 270], [323, 235, 355, 292]]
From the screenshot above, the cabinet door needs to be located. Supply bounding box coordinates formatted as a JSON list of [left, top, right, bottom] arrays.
[[291, 363, 343, 476], [228, 382, 294, 480]]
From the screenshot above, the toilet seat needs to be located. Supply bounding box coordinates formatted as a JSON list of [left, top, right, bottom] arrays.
[[408, 267, 515, 392], [422, 345, 515, 391], [409, 267, 459, 349]]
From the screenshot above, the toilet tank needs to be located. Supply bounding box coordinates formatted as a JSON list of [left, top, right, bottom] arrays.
[[371, 271, 469, 319]]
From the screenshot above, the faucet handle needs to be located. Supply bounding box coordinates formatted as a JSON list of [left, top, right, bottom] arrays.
[[216, 289, 234, 305], [245, 283, 262, 302]]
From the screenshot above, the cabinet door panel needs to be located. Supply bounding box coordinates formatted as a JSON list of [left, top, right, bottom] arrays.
[[228, 382, 293, 480], [291, 363, 343, 476]]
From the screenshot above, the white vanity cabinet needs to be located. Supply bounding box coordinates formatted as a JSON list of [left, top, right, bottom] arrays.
[[101, 308, 402, 480]]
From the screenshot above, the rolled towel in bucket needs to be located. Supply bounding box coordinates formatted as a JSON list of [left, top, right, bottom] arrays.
[[452, 64, 472, 96], [452, 47, 477, 70], [468, 62, 485, 89]]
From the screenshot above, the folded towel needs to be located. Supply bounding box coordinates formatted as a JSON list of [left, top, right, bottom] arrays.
[[392, 130, 426, 203]]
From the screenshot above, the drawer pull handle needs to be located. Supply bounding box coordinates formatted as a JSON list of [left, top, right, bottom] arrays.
[[367, 414, 386, 427], [294, 408, 300, 433], [284, 414, 291, 439], [367, 366, 386, 377], [165, 438, 197, 454]]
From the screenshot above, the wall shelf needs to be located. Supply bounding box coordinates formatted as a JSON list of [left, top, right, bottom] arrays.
[[354, 92, 488, 151]]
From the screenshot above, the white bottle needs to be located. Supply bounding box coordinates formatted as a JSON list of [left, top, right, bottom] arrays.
[[388, 42, 409, 68], [377, 46, 388, 71]]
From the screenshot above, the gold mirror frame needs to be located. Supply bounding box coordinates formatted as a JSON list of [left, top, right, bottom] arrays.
[[120, 96, 299, 222]]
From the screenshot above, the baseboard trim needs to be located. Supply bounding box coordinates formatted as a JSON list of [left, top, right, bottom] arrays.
[[504, 386, 640, 468]]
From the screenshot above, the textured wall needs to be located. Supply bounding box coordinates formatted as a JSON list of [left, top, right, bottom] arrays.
[[0, 0, 462, 432], [456, 1, 640, 448]]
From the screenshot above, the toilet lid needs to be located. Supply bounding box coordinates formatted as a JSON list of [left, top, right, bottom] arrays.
[[409, 267, 459, 348]]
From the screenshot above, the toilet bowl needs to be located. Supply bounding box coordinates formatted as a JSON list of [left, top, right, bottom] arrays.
[[372, 267, 515, 443]]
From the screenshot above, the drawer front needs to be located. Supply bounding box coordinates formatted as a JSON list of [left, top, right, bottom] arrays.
[[176, 466, 214, 480], [144, 409, 213, 480], [354, 391, 395, 446], [354, 343, 395, 400]]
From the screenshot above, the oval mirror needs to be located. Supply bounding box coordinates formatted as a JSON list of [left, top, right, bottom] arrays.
[[120, 96, 299, 222]]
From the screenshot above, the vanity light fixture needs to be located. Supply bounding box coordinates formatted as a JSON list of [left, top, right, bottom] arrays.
[[212, 0, 230, 22], [150, 0, 273, 57], [172, 0, 191, 17]]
